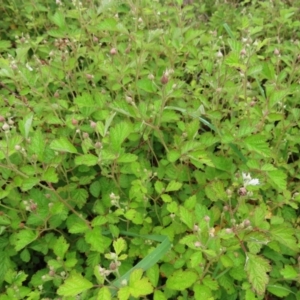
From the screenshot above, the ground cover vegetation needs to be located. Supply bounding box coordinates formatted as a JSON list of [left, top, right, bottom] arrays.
[[0, 0, 299, 299]]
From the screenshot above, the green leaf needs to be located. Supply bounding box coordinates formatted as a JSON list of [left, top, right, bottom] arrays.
[[113, 237, 126, 255], [96, 18, 117, 31], [50, 137, 77, 153], [244, 135, 271, 156], [118, 286, 131, 300], [117, 153, 137, 163], [68, 218, 90, 234], [30, 129, 45, 160], [267, 170, 287, 190], [146, 264, 159, 287], [42, 167, 58, 183], [166, 270, 197, 291], [0, 40, 11, 51], [75, 154, 98, 166], [166, 180, 182, 192], [245, 253, 271, 295], [203, 275, 219, 290], [14, 230, 38, 251], [110, 233, 171, 295], [90, 181, 101, 197], [97, 287, 112, 300], [0, 215, 11, 225], [154, 290, 167, 300], [161, 194, 172, 203], [74, 93, 95, 107], [57, 271, 93, 297], [267, 285, 292, 298], [21, 177, 40, 191], [193, 283, 213, 299], [167, 150, 180, 162], [71, 188, 88, 209], [179, 206, 194, 229], [85, 228, 112, 253], [205, 180, 227, 201], [20, 248, 31, 262], [155, 181, 164, 194], [280, 265, 298, 279], [53, 236, 69, 259], [0, 250, 11, 283], [110, 121, 132, 152], [130, 276, 153, 298], [50, 11, 65, 28], [19, 113, 33, 139], [137, 78, 156, 93], [270, 225, 297, 251]]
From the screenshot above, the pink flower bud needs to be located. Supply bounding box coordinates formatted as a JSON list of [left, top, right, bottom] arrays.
[[72, 119, 78, 126], [160, 74, 168, 85], [110, 48, 117, 55]]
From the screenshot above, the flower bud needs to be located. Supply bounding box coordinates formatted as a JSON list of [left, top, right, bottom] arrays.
[[160, 74, 168, 85], [110, 48, 117, 55], [2, 123, 10, 131]]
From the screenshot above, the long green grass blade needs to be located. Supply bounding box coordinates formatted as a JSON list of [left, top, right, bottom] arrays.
[[103, 231, 171, 296]]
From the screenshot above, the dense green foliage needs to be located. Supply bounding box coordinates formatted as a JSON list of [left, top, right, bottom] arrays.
[[0, 0, 300, 299]]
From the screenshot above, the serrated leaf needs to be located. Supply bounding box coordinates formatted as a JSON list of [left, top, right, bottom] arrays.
[[267, 170, 287, 190], [42, 167, 58, 183], [130, 277, 153, 298], [193, 283, 213, 299], [74, 93, 95, 107], [267, 284, 291, 298], [110, 122, 132, 152], [154, 290, 167, 300], [97, 286, 112, 300], [179, 206, 194, 229], [166, 270, 197, 291], [90, 181, 101, 197], [97, 18, 118, 31], [117, 153, 137, 163], [166, 180, 182, 192], [146, 264, 159, 287], [167, 150, 180, 162], [53, 236, 69, 259], [137, 78, 156, 93], [203, 276, 219, 290], [113, 238, 126, 255], [50, 11, 66, 28], [245, 135, 271, 156], [161, 194, 172, 203], [129, 268, 143, 283], [57, 271, 93, 296], [85, 228, 112, 253], [68, 218, 89, 233], [50, 137, 77, 153], [0, 250, 11, 283], [14, 230, 38, 251], [270, 225, 297, 251], [71, 188, 88, 209], [20, 248, 30, 262], [0, 40, 11, 50], [75, 154, 98, 166], [30, 129, 45, 160], [118, 286, 131, 300], [20, 177, 40, 191], [155, 181, 164, 194], [280, 265, 298, 279], [245, 253, 271, 295], [0, 215, 11, 225]]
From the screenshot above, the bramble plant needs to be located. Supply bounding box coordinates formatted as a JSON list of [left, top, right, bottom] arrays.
[[0, 0, 300, 299]]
